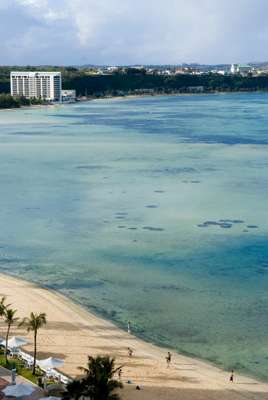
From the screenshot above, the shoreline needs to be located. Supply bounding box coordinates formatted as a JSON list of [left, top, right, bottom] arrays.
[[77, 89, 268, 105], [0, 103, 63, 112], [1, 89, 268, 112], [0, 272, 268, 400]]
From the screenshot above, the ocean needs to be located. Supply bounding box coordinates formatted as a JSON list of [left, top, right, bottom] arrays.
[[0, 93, 268, 380]]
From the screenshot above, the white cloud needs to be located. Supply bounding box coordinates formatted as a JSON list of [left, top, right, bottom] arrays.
[[1, 0, 268, 64], [16, 0, 48, 9]]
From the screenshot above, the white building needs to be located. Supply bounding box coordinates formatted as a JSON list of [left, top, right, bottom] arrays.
[[61, 89, 76, 103], [230, 64, 252, 75], [10, 71, 62, 102]]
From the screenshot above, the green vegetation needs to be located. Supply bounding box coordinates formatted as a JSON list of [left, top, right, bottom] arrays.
[[20, 312, 47, 375], [1, 66, 268, 109], [0, 93, 44, 109], [0, 351, 40, 384], [3, 308, 19, 364], [67, 355, 123, 400], [1, 66, 268, 103], [0, 297, 10, 317], [63, 71, 268, 97], [0, 294, 122, 397], [0, 297, 47, 384]]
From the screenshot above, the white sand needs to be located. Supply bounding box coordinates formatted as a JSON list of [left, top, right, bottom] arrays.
[[0, 273, 267, 400]]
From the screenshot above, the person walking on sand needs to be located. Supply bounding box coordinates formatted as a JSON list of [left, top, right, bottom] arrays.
[[229, 370, 234, 383], [166, 351, 171, 367], [127, 320, 131, 333], [118, 368, 122, 380], [128, 347, 133, 357]]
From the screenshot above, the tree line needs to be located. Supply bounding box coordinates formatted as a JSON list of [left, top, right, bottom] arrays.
[[0, 93, 44, 109], [0, 296, 46, 374], [62, 72, 268, 97], [2, 66, 268, 106]]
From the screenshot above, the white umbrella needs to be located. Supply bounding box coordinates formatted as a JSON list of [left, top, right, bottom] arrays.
[[38, 357, 64, 369], [39, 397, 62, 400], [2, 336, 28, 348], [2, 383, 35, 397]]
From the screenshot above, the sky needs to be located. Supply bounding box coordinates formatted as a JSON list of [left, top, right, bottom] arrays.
[[0, 0, 268, 66]]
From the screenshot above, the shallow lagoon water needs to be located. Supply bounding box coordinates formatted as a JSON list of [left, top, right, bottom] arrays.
[[0, 93, 268, 379]]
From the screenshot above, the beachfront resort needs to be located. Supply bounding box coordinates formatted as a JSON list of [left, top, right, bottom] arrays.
[[9, 72, 76, 104], [0, 274, 268, 400]]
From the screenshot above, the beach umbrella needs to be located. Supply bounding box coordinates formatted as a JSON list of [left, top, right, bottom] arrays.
[[38, 357, 64, 369], [39, 397, 62, 400], [2, 383, 35, 397], [1, 336, 28, 348]]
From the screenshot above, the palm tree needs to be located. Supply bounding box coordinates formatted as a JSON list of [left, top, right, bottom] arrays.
[[0, 296, 9, 317], [66, 379, 85, 400], [19, 312, 47, 375], [4, 308, 19, 364], [67, 355, 123, 400]]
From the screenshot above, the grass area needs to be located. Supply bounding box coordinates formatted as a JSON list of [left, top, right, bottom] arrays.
[[0, 351, 41, 384]]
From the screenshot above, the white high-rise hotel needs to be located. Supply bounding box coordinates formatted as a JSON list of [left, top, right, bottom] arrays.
[[10, 71, 62, 102]]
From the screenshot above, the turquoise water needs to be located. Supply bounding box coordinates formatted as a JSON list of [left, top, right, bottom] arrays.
[[0, 93, 268, 380]]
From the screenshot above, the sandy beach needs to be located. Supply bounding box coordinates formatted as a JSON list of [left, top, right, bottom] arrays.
[[0, 273, 267, 400]]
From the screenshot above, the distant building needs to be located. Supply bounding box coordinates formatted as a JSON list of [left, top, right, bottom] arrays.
[[256, 69, 268, 76], [187, 86, 204, 93], [61, 90, 76, 103], [230, 64, 252, 75], [174, 68, 183, 74], [230, 64, 238, 74], [215, 70, 227, 75], [10, 71, 62, 102]]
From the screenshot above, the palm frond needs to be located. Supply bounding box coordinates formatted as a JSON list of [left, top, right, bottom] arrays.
[[68, 355, 123, 400]]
